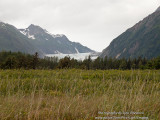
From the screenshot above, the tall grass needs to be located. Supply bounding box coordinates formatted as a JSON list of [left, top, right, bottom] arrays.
[[0, 69, 159, 119]]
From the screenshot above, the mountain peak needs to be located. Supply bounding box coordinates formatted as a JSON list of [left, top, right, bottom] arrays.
[[156, 6, 160, 12], [0, 22, 94, 55], [27, 24, 46, 35], [0, 20, 5, 24], [29, 24, 40, 27], [28, 24, 43, 30]]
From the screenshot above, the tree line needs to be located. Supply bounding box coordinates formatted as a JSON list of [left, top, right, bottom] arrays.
[[0, 51, 160, 70]]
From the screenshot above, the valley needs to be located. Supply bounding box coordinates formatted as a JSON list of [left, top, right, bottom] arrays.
[[0, 3, 160, 120]]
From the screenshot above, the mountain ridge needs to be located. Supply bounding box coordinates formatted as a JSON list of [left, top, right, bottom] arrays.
[[0, 21, 94, 57], [156, 6, 160, 12], [19, 24, 94, 54], [0, 22, 43, 56], [100, 7, 160, 59]]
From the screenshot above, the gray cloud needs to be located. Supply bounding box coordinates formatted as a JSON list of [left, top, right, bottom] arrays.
[[0, 0, 159, 51]]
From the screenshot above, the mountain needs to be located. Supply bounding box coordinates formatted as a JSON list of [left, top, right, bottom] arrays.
[[19, 24, 94, 54], [100, 7, 160, 59], [0, 21, 94, 57], [156, 6, 160, 12], [0, 21, 42, 55]]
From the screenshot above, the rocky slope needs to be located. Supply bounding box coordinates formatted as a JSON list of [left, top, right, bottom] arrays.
[[0, 22, 41, 55], [19, 24, 94, 54], [0, 21, 94, 57], [100, 7, 160, 59]]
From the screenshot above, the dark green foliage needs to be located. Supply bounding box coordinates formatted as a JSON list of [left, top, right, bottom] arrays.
[[58, 56, 71, 69], [0, 51, 160, 70], [32, 52, 39, 69], [83, 56, 92, 70], [119, 59, 127, 70], [0, 51, 58, 69], [2, 56, 17, 69]]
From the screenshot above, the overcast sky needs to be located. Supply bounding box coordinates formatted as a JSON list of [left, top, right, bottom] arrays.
[[0, 0, 159, 52]]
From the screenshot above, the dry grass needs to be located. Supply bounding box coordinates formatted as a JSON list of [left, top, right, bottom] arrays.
[[0, 69, 159, 119]]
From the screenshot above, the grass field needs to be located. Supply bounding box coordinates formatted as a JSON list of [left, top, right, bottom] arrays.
[[0, 69, 159, 119]]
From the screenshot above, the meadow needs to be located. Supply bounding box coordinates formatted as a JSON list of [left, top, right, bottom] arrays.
[[0, 69, 159, 120]]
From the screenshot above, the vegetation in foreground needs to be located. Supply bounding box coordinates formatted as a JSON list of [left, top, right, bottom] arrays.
[[0, 69, 159, 119]]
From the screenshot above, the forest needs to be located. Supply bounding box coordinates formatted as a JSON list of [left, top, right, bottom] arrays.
[[0, 51, 160, 70]]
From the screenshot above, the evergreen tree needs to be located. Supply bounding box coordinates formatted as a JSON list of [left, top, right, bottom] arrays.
[[58, 56, 71, 69], [32, 52, 39, 69]]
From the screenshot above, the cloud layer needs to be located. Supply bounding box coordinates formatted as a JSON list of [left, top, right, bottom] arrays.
[[0, 0, 159, 51]]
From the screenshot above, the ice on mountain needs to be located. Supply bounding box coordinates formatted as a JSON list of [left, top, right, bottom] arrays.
[[1, 24, 5, 27], [54, 50, 62, 54], [20, 30, 27, 36], [75, 48, 79, 54], [28, 34, 35, 39]]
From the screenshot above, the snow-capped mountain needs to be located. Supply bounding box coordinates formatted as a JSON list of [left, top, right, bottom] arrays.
[[0, 21, 94, 57], [19, 24, 94, 54], [0, 22, 42, 55]]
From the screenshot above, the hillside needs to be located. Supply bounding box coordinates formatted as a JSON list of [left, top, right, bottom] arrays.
[[0, 22, 41, 55], [0, 22, 94, 57], [19, 24, 94, 54], [100, 7, 160, 59]]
